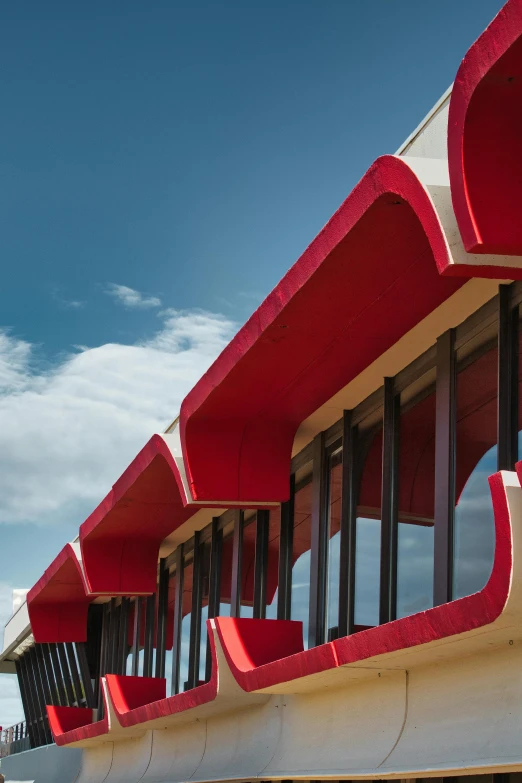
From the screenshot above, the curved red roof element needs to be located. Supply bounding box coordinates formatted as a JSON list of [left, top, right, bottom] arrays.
[[27, 544, 90, 644], [59, 620, 269, 745], [105, 627, 219, 728], [28, 434, 208, 642], [47, 690, 109, 747], [448, 0, 522, 255], [215, 617, 336, 692], [45, 472, 515, 741], [79, 434, 196, 595], [216, 471, 512, 692], [179, 154, 464, 504], [104, 676, 168, 726]]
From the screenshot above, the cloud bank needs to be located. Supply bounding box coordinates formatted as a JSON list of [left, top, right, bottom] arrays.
[[0, 308, 236, 527]]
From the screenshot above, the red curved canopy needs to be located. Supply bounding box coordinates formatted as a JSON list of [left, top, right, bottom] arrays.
[[27, 544, 90, 643], [449, 0, 522, 255], [180, 154, 464, 505], [79, 434, 196, 595], [29, 435, 203, 642]]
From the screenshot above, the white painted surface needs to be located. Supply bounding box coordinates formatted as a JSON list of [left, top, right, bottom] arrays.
[[75, 743, 113, 783], [11, 591, 28, 615], [0, 602, 30, 669], [396, 88, 451, 159], [402, 156, 522, 273]]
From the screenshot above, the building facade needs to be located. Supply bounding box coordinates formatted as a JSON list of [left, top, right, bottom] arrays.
[[3, 2, 522, 781]]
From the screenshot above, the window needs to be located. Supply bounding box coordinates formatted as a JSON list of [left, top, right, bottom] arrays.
[[454, 330, 498, 598], [290, 462, 313, 646], [354, 427, 382, 629], [397, 375, 436, 618], [326, 446, 342, 638]]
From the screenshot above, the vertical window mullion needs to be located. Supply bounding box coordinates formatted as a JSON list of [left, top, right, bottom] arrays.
[[76, 642, 96, 708], [207, 518, 222, 620], [253, 510, 270, 619], [142, 594, 156, 678], [96, 604, 109, 717], [57, 643, 76, 708], [17, 656, 39, 748], [338, 410, 358, 637], [27, 650, 47, 746], [30, 647, 50, 744], [14, 659, 32, 747], [433, 328, 456, 606], [498, 284, 518, 470], [34, 644, 54, 716], [379, 378, 400, 625], [171, 545, 185, 695], [116, 598, 130, 676], [48, 643, 67, 707], [24, 651, 44, 746], [65, 642, 85, 707], [277, 474, 295, 621], [155, 561, 169, 679], [230, 509, 244, 618], [40, 644, 59, 707], [206, 518, 222, 682], [155, 564, 169, 679], [308, 431, 328, 648], [131, 598, 142, 677], [187, 533, 203, 689], [106, 598, 118, 674]]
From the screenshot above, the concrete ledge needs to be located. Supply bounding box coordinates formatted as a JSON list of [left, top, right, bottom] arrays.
[[0, 744, 81, 783]]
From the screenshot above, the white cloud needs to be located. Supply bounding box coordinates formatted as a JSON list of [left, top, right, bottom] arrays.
[[105, 283, 162, 309], [0, 308, 235, 727], [0, 308, 236, 527], [63, 299, 84, 310]]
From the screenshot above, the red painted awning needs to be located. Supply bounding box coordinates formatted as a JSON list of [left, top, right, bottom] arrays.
[[180, 155, 464, 505], [449, 0, 522, 255]]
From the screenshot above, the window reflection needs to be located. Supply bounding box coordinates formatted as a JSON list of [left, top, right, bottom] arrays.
[[326, 448, 342, 637], [397, 382, 435, 618], [178, 560, 193, 692], [453, 344, 497, 599], [397, 524, 433, 617], [265, 509, 280, 620], [354, 429, 382, 629], [291, 467, 312, 647]]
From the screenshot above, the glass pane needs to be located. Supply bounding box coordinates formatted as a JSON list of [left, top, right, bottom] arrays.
[[199, 604, 209, 683], [219, 526, 233, 617], [240, 513, 256, 618], [454, 345, 497, 599], [199, 541, 211, 684], [291, 469, 312, 647], [354, 428, 382, 629], [179, 560, 193, 692], [266, 508, 280, 619], [397, 385, 435, 618], [326, 448, 342, 637], [397, 523, 433, 617]]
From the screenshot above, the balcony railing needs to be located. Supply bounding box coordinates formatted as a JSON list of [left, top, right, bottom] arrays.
[[0, 721, 31, 757]]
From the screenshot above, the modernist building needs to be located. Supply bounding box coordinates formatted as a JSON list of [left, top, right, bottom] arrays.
[[3, 1, 522, 781]]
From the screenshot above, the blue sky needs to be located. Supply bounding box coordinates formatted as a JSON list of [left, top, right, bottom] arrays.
[[0, 0, 505, 723]]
